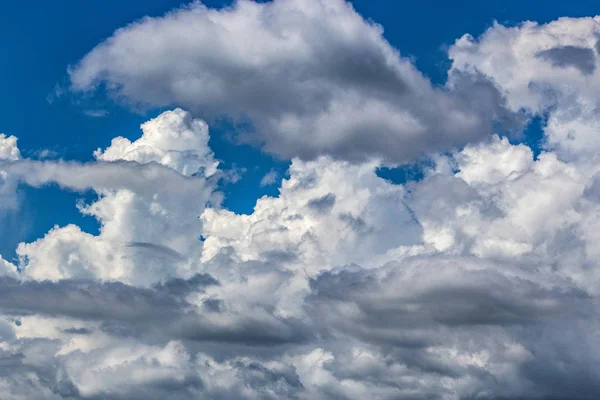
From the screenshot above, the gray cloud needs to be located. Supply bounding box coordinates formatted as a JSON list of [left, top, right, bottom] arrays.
[[0, 276, 310, 347], [61, 327, 93, 335], [67, 0, 518, 165], [0, 159, 217, 198], [536, 45, 596, 75], [0, 257, 597, 399], [307, 193, 336, 213], [233, 361, 304, 399], [338, 212, 368, 232], [307, 260, 591, 334], [0, 276, 194, 322], [126, 242, 186, 261], [302, 259, 600, 398]]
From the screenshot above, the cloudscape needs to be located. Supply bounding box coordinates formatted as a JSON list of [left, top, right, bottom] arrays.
[[1, 0, 600, 398]]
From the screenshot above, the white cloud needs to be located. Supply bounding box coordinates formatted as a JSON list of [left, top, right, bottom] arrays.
[[68, 0, 513, 165], [0, 256, 18, 279], [95, 108, 219, 177], [200, 156, 421, 273], [0, 134, 22, 211], [449, 16, 600, 161], [0, 134, 20, 162], [1, 110, 219, 286]]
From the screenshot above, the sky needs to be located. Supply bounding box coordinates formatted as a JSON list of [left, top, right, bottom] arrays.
[[1, 0, 600, 398]]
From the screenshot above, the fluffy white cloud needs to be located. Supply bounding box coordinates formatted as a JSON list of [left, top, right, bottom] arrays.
[[68, 0, 513, 165], [95, 108, 219, 177], [449, 16, 600, 161], [0, 134, 21, 210], [201, 156, 421, 271], [0, 257, 18, 279], [0, 134, 20, 162], [3, 109, 219, 285]]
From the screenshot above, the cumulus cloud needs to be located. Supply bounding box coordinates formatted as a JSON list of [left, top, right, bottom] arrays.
[[0, 134, 22, 212], [94, 108, 219, 177], [0, 134, 20, 162], [200, 156, 422, 272], [0, 109, 219, 285], [68, 0, 516, 165], [2, 4, 600, 400], [449, 16, 600, 160]]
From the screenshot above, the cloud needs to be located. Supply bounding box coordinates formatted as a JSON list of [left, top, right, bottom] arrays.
[[196, 133, 600, 399], [0, 134, 21, 162], [32, 148, 59, 160], [0, 109, 220, 286], [302, 258, 598, 398], [126, 241, 186, 261], [306, 193, 336, 213], [308, 258, 590, 334], [200, 156, 422, 271], [260, 169, 278, 187], [94, 108, 219, 177], [0, 274, 312, 347], [3, 157, 217, 285], [68, 0, 516, 165], [536, 45, 596, 75], [0, 134, 22, 211], [449, 16, 600, 160], [2, 4, 600, 399], [0, 256, 18, 279], [83, 109, 109, 117]]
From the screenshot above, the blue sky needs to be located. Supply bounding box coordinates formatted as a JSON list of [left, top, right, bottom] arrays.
[[0, 0, 598, 259]]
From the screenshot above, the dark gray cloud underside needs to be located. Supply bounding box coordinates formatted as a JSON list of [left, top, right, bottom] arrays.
[[536, 45, 596, 75]]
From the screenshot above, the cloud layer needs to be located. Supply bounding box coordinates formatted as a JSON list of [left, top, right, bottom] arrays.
[[1, 1, 600, 399]]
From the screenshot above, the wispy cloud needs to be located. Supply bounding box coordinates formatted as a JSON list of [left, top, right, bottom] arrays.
[[83, 109, 108, 117], [260, 169, 278, 187]]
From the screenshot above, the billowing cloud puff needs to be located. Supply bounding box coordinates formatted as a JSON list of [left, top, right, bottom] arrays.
[[95, 108, 219, 177], [68, 0, 515, 165], [449, 16, 600, 160], [0, 134, 22, 210], [3, 109, 219, 285], [0, 134, 20, 162], [201, 156, 422, 271], [1, 3, 600, 400]]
